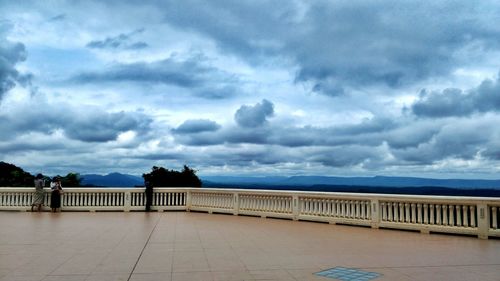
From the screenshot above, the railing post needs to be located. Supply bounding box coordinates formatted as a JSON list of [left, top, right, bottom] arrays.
[[477, 203, 489, 239], [186, 190, 192, 211], [292, 195, 299, 221], [233, 192, 239, 215], [371, 199, 379, 229], [124, 191, 131, 212]]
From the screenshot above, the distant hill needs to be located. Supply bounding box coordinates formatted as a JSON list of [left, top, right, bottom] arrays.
[[201, 175, 500, 189], [81, 173, 143, 187]]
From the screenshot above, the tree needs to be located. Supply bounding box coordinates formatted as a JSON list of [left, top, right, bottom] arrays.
[[0, 161, 35, 187], [142, 165, 201, 187], [60, 173, 82, 187]]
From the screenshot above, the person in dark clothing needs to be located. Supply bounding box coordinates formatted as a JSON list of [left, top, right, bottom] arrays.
[[145, 180, 153, 211], [50, 177, 63, 212]]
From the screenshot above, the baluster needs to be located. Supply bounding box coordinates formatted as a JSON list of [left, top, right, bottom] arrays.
[[449, 205, 455, 226], [456, 205, 462, 227], [354, 201, 359, 218], [436, 205, 442, 225], [492, 207, 498, 229], [463, 206, 469, 227], [351, 201, 356, 218], [417, 204, 422, 223], [429, 204, 434, 224], [470, 205, 476, 227], [388, 202, 394, 221], [393, 203, 399, 222], [410, 203, 416, 223], [351, 200, 356, 218], [381, 202, 387, 221], [363, 201, 367, 219], [399, 203, 405, 222], [405, 203, 410, 223], [347, 201, 352, 218], [442, 205, 448, 226]]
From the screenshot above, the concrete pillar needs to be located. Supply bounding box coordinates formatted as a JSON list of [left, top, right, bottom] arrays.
[[186, 190, 192, 212], [370, 199, 379, 229], [477, 203, 489, 239], [124, 191, 131, 212], [233, 193, 240, 216], [292, 195, 299, 221]]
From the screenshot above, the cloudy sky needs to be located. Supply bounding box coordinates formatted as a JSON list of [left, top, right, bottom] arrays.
[[1, 0, 500, 179]]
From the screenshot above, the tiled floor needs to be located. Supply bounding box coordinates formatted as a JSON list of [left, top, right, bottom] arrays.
[[0, 211, 499, 281]]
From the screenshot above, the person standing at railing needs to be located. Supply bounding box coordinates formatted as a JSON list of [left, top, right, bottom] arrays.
[[145, 180, 153, 212], [31, 174, 45, 212], [50, 177, 63, 212]]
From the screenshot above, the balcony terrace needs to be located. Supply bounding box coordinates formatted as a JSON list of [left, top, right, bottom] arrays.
[[0, 188, 499, 281]]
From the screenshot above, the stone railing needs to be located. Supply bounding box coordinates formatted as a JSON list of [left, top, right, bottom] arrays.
[[1, 187, 499, 239]]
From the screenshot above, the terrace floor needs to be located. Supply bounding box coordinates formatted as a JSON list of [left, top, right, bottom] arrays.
[[0, 212, 499, 281]]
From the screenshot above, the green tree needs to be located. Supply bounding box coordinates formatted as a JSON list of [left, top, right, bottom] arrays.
[[0, 161, 35, 187], [60, 173, 82, 187], [142, 165, 201, 187]]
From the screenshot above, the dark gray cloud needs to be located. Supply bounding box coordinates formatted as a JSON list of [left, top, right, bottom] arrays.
[[64, 111, 152, 142], [175, 115, 399, 148], [311, 146, 383, 168], [172, 119, 221, 134], [159, 1, 500, 96], [86, 28, 148, 50], [412, 73, 500, 117], [0, 100, 152, 143], [72, 55, 238, 99], [0, 25, 29, 101], [169, 112, 500, 170], [391, 120, 495, 164], [235, 99, 274, 128], [49, 14, 66, 22]]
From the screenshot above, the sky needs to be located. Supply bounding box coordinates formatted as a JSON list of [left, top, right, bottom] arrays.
[[0, 0, 499, 179]]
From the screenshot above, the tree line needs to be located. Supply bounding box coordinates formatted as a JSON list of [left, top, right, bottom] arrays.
[[0, 161, 201, 187]]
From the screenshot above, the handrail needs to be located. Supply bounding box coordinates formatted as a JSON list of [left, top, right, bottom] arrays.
[[1, 187, 499, 239]]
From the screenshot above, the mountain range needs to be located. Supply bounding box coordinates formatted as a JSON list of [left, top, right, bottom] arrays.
[[81, 173, 500, 189], [81, 173, 144, 187]]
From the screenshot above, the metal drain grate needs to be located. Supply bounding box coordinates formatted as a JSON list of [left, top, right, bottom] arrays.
[[315, 267, 382, 280]]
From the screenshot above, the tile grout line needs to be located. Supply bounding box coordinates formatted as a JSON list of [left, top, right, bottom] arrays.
[[126, 214, 161, 281], [170, 213, 177, 281]]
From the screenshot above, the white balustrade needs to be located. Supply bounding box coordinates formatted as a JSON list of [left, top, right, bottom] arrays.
[[0, 187, 499, 239]]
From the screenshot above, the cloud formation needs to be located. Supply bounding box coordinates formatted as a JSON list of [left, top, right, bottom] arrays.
[[412, 73, 500, 117], [86, 28, 148, 50], [235, 99, 274, 128], [0, 98, 152, 143], [0, 24, 29, 101], [160, 1, 500, 96], [72, 54, 238, 99], [1, 0, 500, 178], [172, 119, 221, 134]]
